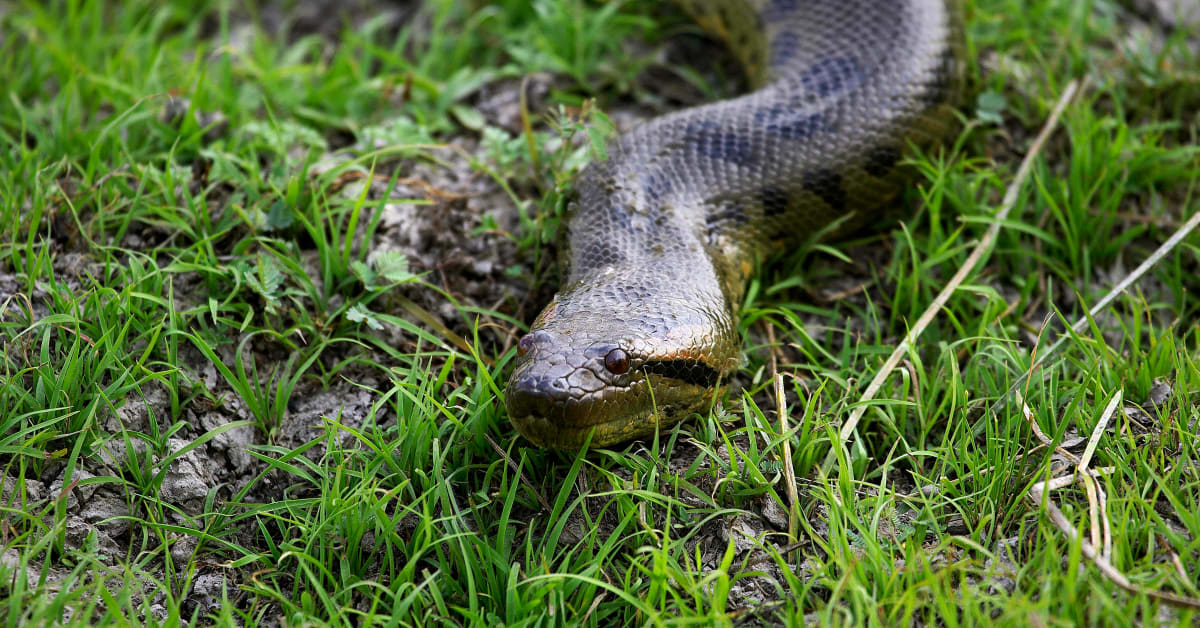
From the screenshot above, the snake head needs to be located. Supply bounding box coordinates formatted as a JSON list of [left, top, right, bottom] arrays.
[[505, 290, 737, 449]]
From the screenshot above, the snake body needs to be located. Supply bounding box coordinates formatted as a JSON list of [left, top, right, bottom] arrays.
[[506, 0, 965, 449]]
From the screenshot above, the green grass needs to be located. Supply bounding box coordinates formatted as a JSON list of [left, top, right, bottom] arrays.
[[1, 0, 1199, 625]]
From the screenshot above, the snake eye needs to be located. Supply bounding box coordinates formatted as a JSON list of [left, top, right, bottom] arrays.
[[604, 348, 630, 374], [517, 334, 535, 357]]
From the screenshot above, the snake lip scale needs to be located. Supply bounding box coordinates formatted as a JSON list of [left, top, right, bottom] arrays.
[[506, 0, 966, 449]]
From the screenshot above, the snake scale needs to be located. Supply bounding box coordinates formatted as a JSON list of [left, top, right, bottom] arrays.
[[506, 0, 965, 449]]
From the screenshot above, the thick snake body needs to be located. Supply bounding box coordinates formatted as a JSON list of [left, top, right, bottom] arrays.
[[506, 0, 965, 449]]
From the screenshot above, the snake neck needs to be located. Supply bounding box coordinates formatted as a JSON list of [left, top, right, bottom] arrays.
[[561, 155, 755, 309], [504, 173, 742, 448], [553, 173, 741, 373]]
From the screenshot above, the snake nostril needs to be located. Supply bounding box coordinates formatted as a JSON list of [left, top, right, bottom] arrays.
[[506, 372, 573, 422], [517, 334, 535, 356], [604, 348, 630, 375]]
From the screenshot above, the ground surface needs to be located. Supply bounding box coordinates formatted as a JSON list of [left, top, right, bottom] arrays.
[[1, 0, 1199, 625]]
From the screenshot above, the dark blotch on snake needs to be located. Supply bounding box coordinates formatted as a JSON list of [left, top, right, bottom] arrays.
[[705, 199, 751, 230], [802, 168, 846, 212], [687, 121, 756, 165], [800, 56, 866, 97], [760, 185, 790, 217], [641, 360, 721, 389], [864, 145, 902, 178], [755, 105, 826, 140]]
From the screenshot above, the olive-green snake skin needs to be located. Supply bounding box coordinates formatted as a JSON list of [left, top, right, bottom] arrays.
[[506, 0, 965, 449]]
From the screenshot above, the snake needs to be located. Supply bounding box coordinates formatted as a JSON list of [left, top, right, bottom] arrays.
[[506, 0, 966, 449]]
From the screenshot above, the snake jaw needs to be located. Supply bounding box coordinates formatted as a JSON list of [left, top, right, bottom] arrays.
[[505, 264, 740, 449], [505, 325, 732, 449], [506, 372, 719, 449], [506, 316, 736, 449]]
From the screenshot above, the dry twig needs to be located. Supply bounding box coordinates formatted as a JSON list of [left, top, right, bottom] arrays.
[[776, 372, 801, 559], [765, 324, 803, 558], [988, 207, 1200, 420], [1028, 481, 1200, 610], [1020, 388, 1200, 610]]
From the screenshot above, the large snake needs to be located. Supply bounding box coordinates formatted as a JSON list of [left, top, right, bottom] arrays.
[[506, 0, 965, 449]]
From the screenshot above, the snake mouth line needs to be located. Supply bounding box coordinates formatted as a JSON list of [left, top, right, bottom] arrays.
[[639, 359, 722, 389], [506, 360, 722, 422], [506, 361, 726, 448], [509, 401, 702, 450]]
